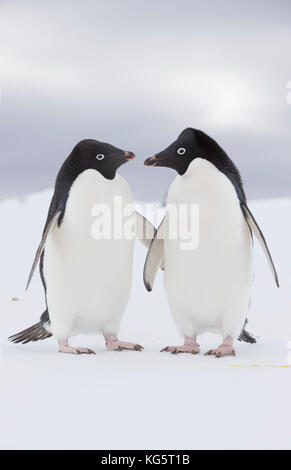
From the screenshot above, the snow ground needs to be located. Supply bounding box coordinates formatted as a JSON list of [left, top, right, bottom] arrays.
[[0, 190, 290, 450]]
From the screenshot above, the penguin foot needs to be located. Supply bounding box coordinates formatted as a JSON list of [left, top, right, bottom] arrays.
[[58, 340, 96, 355], [106, 341, 144, 352], [205, 335, 235, 358], [161, 335, 200, 355], [161, 344, 200, 355], [103, 333, 143, 352], [205, 345, 235, 358]]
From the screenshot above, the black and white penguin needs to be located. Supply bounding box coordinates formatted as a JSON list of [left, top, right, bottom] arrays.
[[9, 139, 155, 354], [144, 128, 279, 357]]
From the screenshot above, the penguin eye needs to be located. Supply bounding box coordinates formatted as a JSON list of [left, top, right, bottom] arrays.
[[96, 154, 105, 160], [177, 147, 186, 156]]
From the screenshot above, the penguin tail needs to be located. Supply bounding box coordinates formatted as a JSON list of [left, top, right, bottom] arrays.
[[238, 328, 257, 344], [8, 310, 52, 344], [237, 318, 257, 344]]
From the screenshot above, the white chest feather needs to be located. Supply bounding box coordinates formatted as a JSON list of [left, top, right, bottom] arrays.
[[43, 170, 135, 338], [164, 159, 253, 338]]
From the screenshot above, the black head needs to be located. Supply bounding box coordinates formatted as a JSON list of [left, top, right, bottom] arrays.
[[70, 139, 135, 180], [144, 128, 223, 175], [144, 127, 246, 203]]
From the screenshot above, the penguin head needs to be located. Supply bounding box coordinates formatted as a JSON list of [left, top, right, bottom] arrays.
[[71, 139, 135, 180], [144, 128, 221, 175]]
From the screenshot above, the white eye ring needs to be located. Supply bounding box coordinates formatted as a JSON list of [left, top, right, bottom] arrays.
[[177, 147, 186, 155], [96, 154, 105, 160]]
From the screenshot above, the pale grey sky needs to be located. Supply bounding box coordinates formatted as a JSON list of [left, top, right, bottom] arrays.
[[0, 0, 290, 200]]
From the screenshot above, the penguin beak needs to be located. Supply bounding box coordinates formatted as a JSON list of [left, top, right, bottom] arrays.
[[144, 156, 158, 166], [144, 154, 169, 167], [124, 151, 136, 161]]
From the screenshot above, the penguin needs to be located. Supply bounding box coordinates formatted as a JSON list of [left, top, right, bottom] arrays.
[[9, 139, 156, 354], [144, 128, 279, 357]]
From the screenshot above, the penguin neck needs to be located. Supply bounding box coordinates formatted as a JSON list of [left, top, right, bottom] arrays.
[[182, 153, 246, 204]]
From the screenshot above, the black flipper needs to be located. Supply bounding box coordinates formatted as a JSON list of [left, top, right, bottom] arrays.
[[25, 150, 81, 290], [241, 202, 279, 287], [26, 210, 61, 290], [8, 310, 52, 344]]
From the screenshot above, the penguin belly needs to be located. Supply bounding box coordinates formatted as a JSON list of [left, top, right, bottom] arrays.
[[43, 169, 134, 340], [164, 158, 253, 340]]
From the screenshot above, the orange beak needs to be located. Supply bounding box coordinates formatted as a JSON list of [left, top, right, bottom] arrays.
[[144, 156, 157, 166], [124, 151, 136, 161]]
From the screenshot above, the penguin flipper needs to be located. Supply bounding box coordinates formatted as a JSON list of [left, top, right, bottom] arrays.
[[26, 210, 61, 290], [143, 218, 165, 292], [241, 202, 279, 287], [135, 211, 157, 249]]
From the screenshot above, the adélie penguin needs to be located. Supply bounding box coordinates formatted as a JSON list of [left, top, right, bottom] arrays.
[[9, 139, 156, 354], [144, 128, 279, 357]]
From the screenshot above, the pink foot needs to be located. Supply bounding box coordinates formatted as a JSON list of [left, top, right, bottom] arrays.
[[107, 341, 143, 351], [161, 344, 200, 355], [161, 336, 200, 355], [205, 336, 235, 358], [58, 340, 95, 355], [104, 334, 143, 352]]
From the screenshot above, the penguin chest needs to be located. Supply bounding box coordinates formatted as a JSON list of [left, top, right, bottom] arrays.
[[164, 159, 253, 332], [43, 170, 134, 331]]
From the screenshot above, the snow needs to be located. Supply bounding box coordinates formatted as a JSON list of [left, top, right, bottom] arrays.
[[0, 190, 290, 450]]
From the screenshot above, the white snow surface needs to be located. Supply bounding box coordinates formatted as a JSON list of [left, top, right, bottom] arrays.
[[0, 190, 290, 450]]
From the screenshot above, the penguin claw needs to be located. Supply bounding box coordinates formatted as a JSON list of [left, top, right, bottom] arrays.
[[76, 348, 96, 355], [106, 341, 144, 352], [161, 345, 200, 355], [59, 346, 96, 355], [204, 349, 213, 356], [205, 346, 235, 358]]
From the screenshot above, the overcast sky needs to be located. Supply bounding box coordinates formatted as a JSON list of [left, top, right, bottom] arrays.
[[0, 0, 290, 201]]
